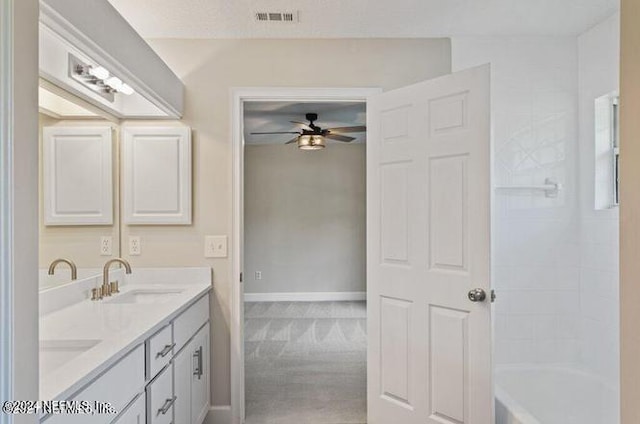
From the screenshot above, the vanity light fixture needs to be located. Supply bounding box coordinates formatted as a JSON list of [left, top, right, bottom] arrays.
[[88, 65, 110, 80], [105, 76, 123, 91], [69, 53, 136, 102], [120, 83, 135, 96], [298, 134, 325, 150]]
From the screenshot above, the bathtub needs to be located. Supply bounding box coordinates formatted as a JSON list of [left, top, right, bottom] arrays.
[[495, 366, 618, 424]]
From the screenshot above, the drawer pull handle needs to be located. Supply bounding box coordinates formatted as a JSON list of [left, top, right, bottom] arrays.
[[158, 396, 177, 415], [156, 343, 175, 358], [193, 346, 203, 380]]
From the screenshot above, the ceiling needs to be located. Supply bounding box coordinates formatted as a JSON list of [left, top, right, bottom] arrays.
[[108, 0, 617, 39], [244, 101, 366, 145]]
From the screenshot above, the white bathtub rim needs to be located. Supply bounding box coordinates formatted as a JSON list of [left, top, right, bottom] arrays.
[[495, 384, 541, 424], [495, 364, 619, 424], [495, 363, 618, 393]]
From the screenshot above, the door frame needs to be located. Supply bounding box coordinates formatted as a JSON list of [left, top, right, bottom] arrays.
[[1, 1, 39, 423], [230, 86, 381, 423], [0, 0, 14, 413]]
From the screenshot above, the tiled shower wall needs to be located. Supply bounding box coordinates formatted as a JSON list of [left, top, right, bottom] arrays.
[[577, 13, 620, 388], [453, 15, 620, 389], [452, 37, 581, 366]]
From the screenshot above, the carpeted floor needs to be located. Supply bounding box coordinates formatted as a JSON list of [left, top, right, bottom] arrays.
[[244, 301, 367, 424]]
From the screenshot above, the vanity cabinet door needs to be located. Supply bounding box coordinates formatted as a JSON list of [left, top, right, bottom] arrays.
[[173, 294, 209, 353], [190, 323, 210, 424], [173, 340, 193, 424], [112, 394, 145, 424]]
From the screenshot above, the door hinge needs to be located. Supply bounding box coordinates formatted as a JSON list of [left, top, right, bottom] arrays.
[[240, 272, 243, 283]]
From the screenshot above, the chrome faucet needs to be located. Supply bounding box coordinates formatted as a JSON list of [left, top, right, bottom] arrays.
[[98, 258, 132, 299], [48, 258, 77, 280]]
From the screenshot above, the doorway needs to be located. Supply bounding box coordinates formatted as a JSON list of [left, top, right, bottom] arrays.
[[230, 88, 380, 423]]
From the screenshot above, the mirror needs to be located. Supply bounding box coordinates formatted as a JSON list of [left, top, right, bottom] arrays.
[[38, 81, 121, 290]]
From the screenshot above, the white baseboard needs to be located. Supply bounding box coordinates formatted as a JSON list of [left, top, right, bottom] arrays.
[[204, 405, 232, 424], [244, 291, 366, 302]]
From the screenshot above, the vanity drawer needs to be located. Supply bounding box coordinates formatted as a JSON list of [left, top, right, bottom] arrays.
[[146, 324, 173, 380], [173, 294, 209, 352], [44, 344, 145, 424], [146, 364, 174, 424]]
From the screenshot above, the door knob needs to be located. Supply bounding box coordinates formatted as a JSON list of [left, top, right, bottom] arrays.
[[468, 288, 487, 302]]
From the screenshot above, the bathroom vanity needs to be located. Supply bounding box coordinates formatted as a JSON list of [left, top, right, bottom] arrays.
[[39, 268, 211, 424]]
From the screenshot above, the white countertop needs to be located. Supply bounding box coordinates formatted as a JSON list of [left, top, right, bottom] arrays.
[[39, 270, 211, 401]]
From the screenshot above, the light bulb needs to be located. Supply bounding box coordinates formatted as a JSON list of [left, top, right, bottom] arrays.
[[88, 66, 109, 80], [105, 76, 123, 91], [119, 83, 135, 95]]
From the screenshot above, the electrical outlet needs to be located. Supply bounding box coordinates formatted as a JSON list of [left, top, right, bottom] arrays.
[[129, 236, 141, 256], [255, 271, 262, 280], [100, 236, 112, 256], [204, 235, 228, 258]]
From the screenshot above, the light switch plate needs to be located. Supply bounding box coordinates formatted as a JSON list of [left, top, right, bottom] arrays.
[[129, 236, 141, 256], [205, 235, 228, 258], [100, 236, 112, 256]]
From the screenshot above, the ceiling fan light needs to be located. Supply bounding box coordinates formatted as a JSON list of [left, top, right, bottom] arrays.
[[298, 134, 325, 150]]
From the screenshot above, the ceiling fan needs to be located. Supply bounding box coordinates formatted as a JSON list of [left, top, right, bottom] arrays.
[[250, 113, 366, 150]]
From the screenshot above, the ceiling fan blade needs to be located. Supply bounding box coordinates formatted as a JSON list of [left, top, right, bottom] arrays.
[[284, 137, 299, 145], [328, 125, 366, 133], [250, 131, 301, 135], [325, 134, 356, 142], [290, 120, 312, 130]]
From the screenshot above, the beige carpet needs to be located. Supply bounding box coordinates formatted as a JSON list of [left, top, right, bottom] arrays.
[[244, 301, 367, 424]]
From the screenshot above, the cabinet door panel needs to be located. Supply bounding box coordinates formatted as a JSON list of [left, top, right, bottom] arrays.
[[122, 126, 191, 225], [173, 340, 192, 424], [174, 294, 209, 353], [191, 323, 210, 424], [113, 394, 145, 424], [43, 126, 113, 225]]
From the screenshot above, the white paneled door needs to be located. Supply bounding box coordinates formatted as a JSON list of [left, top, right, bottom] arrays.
[[367, 64, 492, 424]]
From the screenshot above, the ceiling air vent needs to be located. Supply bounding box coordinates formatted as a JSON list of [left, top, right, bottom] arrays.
[[255, 11, 299, 23]]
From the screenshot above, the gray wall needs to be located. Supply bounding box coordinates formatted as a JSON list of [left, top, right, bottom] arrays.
[[244, 144, 365, 294]]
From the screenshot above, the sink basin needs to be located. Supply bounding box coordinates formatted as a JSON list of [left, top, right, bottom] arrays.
[[40, 339, 101, 371], [105, 289, 184, 305]]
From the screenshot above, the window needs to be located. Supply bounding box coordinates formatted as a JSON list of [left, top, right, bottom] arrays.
[[612, 95, 620, 206], [594, 92, 620, 209]]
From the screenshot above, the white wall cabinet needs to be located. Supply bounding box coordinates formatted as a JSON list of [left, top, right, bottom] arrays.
[[174, 323, 210, 424], [122, 127, 192, 225], [43, 126, 113, 226]]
